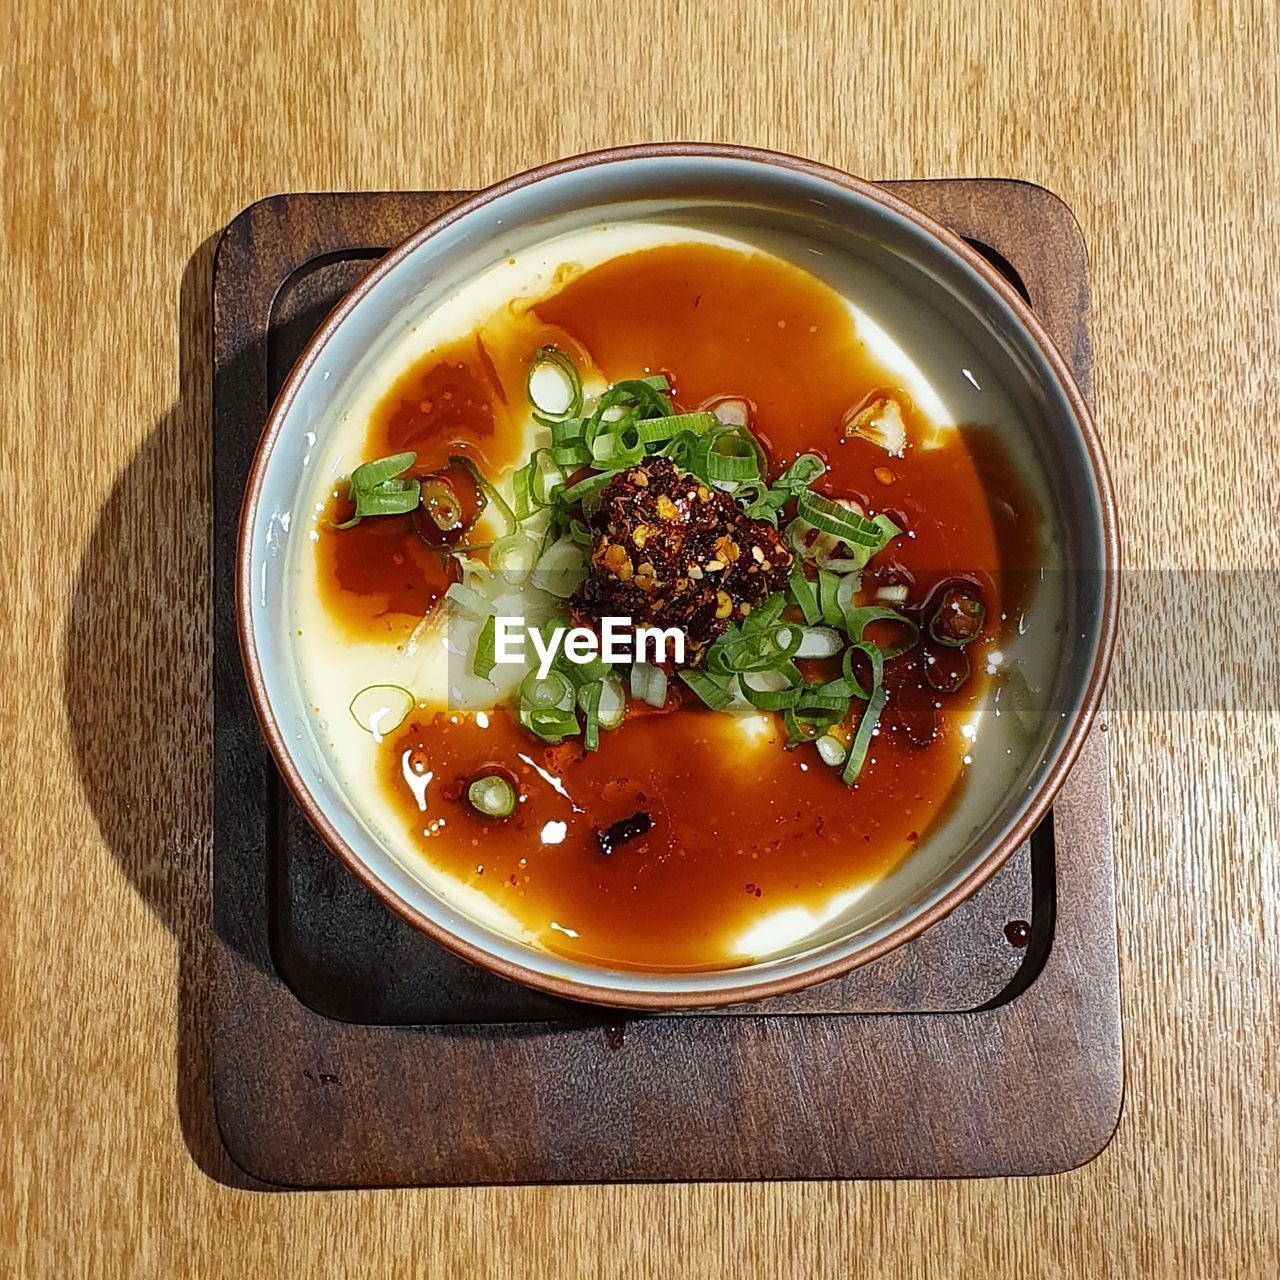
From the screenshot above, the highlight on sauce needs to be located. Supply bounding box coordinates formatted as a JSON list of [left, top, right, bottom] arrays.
[[305, 236, 1032, 971]]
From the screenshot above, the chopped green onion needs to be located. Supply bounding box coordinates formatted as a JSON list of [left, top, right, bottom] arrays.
[[419, 478, 463, 531], [521, 669, 575, 710], [517, 668, 579, 742], [489, 532, 540, 584], [796, 491, 893, 549], [842, 605, 920, 660], [580, 680, 603, 751], [473, 615, 498, 680], [630, 661, 668, 708], [557, 469, 616, 505], [348, 684, 415, 741], [739, 663, 803, 711], [679, 668, 737, 710], [590, 422, 645, 469], [774, 453, 827, 493], [634, 412, 717, 444], [551, 443, 592, 468], [333, 451, 421, 528], [549, 416, 588, 445], [816, 734, 847, 767], [584, 379, 673, 444], [842, 686, 888, 785], [589, 672, 627, 729], [527, 448, 567, 507], [565, 517, 594, 546], [818, 569, 844, 627], [512, 460, 535, 521], [795, 625, 843, 659], [349, 451, 417, 489], [531, 536, 587, 598], [706, 427, 766, 488], [526, 346, 583, 422], [744, 592, 788, 632], [789, 565, 821, 624], [841, 640, 885, 701], [467, 774, 517, 818]]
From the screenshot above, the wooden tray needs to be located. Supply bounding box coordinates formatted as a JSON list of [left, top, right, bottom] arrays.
[[211, 181, 1120, 1186]]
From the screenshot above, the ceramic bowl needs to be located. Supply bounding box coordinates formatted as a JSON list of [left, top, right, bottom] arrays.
[[238, 144, 1118, 1009]]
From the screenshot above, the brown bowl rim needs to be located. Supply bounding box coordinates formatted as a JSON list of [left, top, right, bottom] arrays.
[[236, 142, 1119, 1011]]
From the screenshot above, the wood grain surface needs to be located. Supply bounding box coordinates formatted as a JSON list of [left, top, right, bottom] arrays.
[[2, 0, 1277, 1276]]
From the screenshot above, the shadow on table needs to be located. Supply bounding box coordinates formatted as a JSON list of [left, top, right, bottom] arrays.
[[61, 235, 260, 1188]]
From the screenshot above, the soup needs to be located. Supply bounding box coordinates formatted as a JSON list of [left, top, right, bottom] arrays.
[[293, 223, 1035, 972]]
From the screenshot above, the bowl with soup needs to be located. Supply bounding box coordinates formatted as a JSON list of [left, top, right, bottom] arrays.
[[237, 144, 1117, 1008]]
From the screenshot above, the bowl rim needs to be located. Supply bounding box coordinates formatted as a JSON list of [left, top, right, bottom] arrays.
[[236, 142, 1120, 1010]]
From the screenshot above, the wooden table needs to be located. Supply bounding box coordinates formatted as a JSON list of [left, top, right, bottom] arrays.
[[4, 1, 1277, 1275]]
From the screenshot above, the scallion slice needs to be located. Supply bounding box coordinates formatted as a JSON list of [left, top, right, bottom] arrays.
[[527, 449, 567, 507], [557, 469, 615, 505], [816, 734, 847, 767], [679, 668, 736, 710], [634, 412, 717, 444], [531, 536, 587, 598], [333, 451, 421, 528], [774, 453, 827, 493], [841, 640, 886, 701], [841, 605, 920, 660], [517, 668, 579, 742], [473, 614, 498, 680], [526, 346, 583, 421], [489, 532, 540, 584], [842, 686, 888, 785], [580, 680, 603, 752], [739, 663, 803, 711], [797, 491, 895, 549], [348, 684, 415, 741], [521, 669, 575, 711], [818, 569, 844, 628], [589, 672, 627, 729], [467, 774, 517, 819], [551, 443, 592, 468], [789, 565, 821, 625], [630, 661, 668, 709], [795, 625, 843, 659]]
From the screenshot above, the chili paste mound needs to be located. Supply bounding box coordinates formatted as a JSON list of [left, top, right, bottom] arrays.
[[571, 457, 793, 665]]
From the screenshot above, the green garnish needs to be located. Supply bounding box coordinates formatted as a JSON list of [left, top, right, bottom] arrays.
[[334, 451, 420, 528], [467, 774, 517, 818], [473, 614, 498, 680], [527, 346, 584, 422], [580, 680, 603, 751], [348, 684, 415, 740], [517, 667, 580, 743], [842, 686, 888, 785], [789, 564, 821, 625]]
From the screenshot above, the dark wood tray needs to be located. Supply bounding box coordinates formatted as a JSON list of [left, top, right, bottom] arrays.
[[211, 180, 1120, 1186]]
